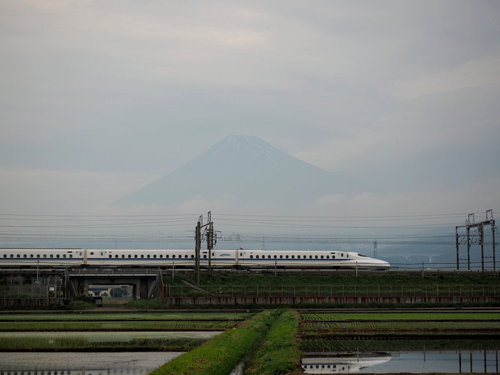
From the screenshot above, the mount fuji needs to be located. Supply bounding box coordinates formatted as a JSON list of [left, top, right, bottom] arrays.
[[117, 135, 369, 207]]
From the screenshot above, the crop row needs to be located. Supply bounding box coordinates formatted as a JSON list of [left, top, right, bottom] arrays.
[[301, 311, 500, 321], [0, 312, 252, 321], [0, 320, 238, 331], [0, 336, 206, 351], [301, 338, 500, 353], [302, 321, 500, 330]]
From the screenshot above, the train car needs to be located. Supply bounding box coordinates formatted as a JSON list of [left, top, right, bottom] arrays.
[[0, 248, 84, 267], [0, 248, 389, 270]]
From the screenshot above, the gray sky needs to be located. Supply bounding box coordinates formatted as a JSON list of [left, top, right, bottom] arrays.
[[1, 0, 499, 222]]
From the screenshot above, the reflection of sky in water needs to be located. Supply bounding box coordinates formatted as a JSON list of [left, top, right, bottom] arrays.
[[302, 351, 500, 374], [0, 352, 183, 375]]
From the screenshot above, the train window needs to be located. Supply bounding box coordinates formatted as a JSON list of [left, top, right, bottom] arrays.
[[255, 255, 259, 259], [291, 255, 295, 259], [30, 254, 34, 258], [3, 254, 6, 258], [70, 255, 73, 258], [56, 254, 60, 258], [268, 255, 271, 259], [159, 255, 163, 258], [100, 252, 104, 256], [134, 255, 138, 258], [326, 255, 329, 259], [90, 252, 94, 255], [43, 254, 47, 258], [23, 254, 27, 258], [212, 252, 214, 256], [153, 255, 157, 258], [140, 255, 144, 258], [297, 255, 301, 259], [250, 255, 253, 259], [62, 254, 66, 258], [166, 254, 170, 258], [309, 255, 313, 259], [109, 255, 112, 258], [50, 254, 53, 258], [17, 254, 20, 258], [203, 255, 207, 259], [280, 255, 283, 259], [146, 255, 150, 258], [315, 255, 318, 259], [191, 255, 194, 259], [274, 255, 277, 259], [341, 253, 344, 257], [185, 255, 188, 259], [320, 255, 324, 259], [285, 255, 289, 259]]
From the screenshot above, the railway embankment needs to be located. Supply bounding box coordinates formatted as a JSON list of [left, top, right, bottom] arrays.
[[161, 271, 500, 307]]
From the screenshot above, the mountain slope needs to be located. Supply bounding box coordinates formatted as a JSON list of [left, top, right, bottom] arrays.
[[117, 135, 368, 206]]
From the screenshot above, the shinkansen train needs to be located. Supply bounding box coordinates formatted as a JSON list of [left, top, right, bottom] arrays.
[[0, 248, 390, 270]]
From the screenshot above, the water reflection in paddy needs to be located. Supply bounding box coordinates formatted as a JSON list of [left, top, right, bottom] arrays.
[[302, 350, 500, 374], [0, 352, 183, 375]]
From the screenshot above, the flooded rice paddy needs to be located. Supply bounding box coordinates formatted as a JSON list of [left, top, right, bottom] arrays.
[[0, 352, 183, 375], [302, 350, 500, 373]]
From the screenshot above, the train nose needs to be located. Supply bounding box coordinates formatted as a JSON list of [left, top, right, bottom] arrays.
[[378, 260, 390, 269]]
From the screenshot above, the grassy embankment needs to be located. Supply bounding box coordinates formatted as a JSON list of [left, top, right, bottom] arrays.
[[244, 310, 301, 375], [149, 310, 277, 375], [149, 309, 303, 375]]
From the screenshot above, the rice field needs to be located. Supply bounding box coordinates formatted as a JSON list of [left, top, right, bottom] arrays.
[[301, 311, 500, 321], [0, 320, 238, 331], [0, 312, 252, 321], [299, 309, 500, 353], [0, 311, 253, 350]]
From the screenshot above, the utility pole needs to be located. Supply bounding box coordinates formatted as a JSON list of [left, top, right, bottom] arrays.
[[194, 211, 216, 286], [195, 216, 202, 287], [456, 210, 496, 271]]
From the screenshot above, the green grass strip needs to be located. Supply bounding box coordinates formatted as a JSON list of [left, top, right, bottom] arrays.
[[245, 309, 301, 375], [149, 310, 277, 375]]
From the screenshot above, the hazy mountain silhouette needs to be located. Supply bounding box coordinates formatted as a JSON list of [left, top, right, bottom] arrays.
[[117, 135, 370, 206]]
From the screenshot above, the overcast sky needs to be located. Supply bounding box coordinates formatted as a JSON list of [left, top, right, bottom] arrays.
[[0, 0, 499, 222]]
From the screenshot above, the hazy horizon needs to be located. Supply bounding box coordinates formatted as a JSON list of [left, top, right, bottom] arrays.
[[0, 1, 499, 267]]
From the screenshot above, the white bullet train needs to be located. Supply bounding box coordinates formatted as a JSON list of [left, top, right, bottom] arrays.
[[0, 248, 390, 270], [302, 353, 392, 373]]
